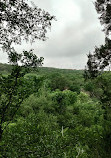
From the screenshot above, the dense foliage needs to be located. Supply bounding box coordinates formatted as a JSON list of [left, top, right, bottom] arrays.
[[0, 0, 54, 143], [0, 65, 111, 157], [85, 0, 111, 79], [83, 1, 111, 157], [0, 0, 55, 52], [0, 0, 111, 157]]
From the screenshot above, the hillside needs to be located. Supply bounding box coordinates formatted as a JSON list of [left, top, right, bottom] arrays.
[[1, 62, 111, 157]]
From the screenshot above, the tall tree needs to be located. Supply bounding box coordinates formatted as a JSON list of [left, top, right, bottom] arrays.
[[0, 0, 55, 140], [85, 0, 111, 79], [84, 2, 111, 154]]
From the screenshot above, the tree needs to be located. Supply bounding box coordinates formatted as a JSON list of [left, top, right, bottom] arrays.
[[84, 2, 111, 155], [0, 0, 55, 53], [48, 73, 69, 91], [0, 0, 55, 140], [84, 42, 111, 79], [95, 0, 111, 37], [85, 0, 111, 79], [0, 50, 44, 141]]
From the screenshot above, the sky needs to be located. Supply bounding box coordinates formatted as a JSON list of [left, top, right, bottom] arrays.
[[0, 0, 105, 69]]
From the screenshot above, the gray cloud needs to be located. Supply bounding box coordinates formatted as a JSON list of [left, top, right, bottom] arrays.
[[0, 0, 105, 69]]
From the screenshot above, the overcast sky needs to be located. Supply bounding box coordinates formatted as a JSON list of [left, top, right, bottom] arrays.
[[0, 0, 105, 69]]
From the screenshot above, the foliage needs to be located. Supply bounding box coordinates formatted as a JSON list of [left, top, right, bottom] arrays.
[[84, 41, 111, 79], [47, 73, 69, 91], [0, 89, 105, 158], [95, 0, 111, 36], [0, 50, 43, 140], [85, 0, 111, 79], [0, 0, 111, 157], [0, 0, 54, 142], [84, 72, 111, 157], [0, 64, 110, 157], [0, 0, 55, 52]]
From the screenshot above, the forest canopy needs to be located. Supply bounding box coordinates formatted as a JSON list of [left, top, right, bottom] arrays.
[[0, 0, 111, 158]]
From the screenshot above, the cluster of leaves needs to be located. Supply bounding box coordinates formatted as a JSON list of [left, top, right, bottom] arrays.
[[85, 0, 111, 79], [0, 84, 105, 157], [0, 50, 43, 141], [0, 0, 55, 52], [84, 40, 111, 79], [0, 63, 111, 157], [95, 0, 111, 36], [42, 71, 83, 94], [84, 1, 111, 156], [84, 71, 111, 156], [8, 49, 44, 67], [0, 0, 54, 141]]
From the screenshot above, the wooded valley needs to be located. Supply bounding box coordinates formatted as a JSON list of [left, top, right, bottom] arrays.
[[0, 0, 111, 157], [0, 63, 111, 157]]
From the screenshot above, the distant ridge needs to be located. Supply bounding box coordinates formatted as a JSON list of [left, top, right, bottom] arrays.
[[0, 63, 84, 75]]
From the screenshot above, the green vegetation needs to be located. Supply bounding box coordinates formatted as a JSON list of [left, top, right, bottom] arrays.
[[0, 64, 111, 157], [0, 0, 111, 157]]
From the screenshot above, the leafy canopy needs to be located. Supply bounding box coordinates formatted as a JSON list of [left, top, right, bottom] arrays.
[[0, 0, 55, 53], [0, 0, 54, 140], [85, 0, 111, 79]]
